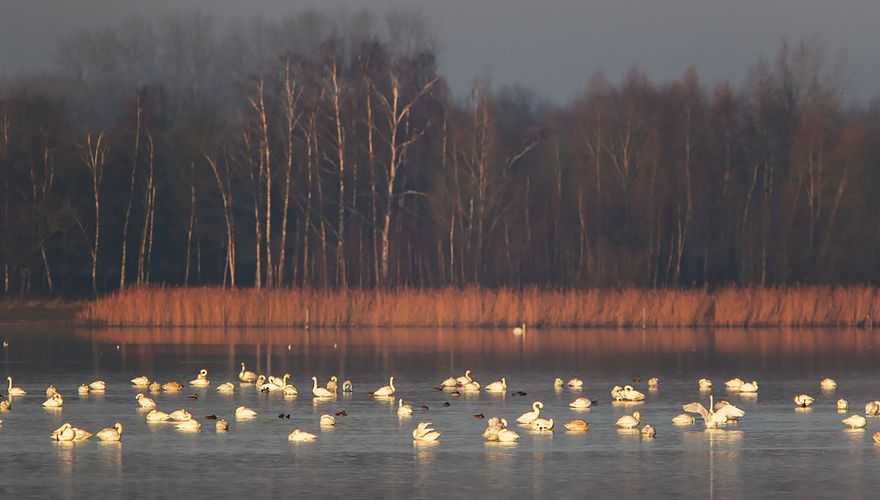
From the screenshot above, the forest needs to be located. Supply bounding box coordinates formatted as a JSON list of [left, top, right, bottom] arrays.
[[2, 10, 879, 297]]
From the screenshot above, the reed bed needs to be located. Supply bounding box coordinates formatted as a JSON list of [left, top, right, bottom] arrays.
[[76, 286, 880, 328]]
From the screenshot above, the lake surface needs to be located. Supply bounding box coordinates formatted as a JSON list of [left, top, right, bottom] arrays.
[[1, 325, 879, 499]]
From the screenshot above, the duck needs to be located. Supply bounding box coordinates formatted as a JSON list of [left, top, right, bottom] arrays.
[[89, 380, 106, 391], [724, 378, 744, 390], [216, 382, 235, 393], [683, 395, 745, 428], [567, 378, 584, 388], [698, 378, 712, 389], [569, 397, 595, 409], [46, 385, 59, 397], [461, 381, 481, 392], [6, 377, 26, 396], [320, 414, 335, 427], [563, 419, 589, 431], [235, 406, 257, 419], [554, 378, 565, 389], [189, 369, 210, 387], [135, 393, 156, 408], [398, 398, 413, 417], [326, 376, 338, 393], [837, 399, 849, 411], [169, 409, 192, 422], [621, 385, 646, 401], [412, 422, 441, 442], [342, 380, 353, 393], [42, 393, 63, 408], [216, 419, 229, 431], [239, 363, 257, 383], [176, 419, 201, 431], [484, 378, 507, 393], [288, 429, 317, 442], [162, 381, 183, 392], [516, 401, 544, 424], [130, 375, 150, 386], [820, 378, 837, 390], [455, 370, 473, 386], [370, 377, 396, 398], [794, 394, 815, 407], [641, 424, 656, 438], [865, 401, 880, 416], [312, 376, 335, 398], [738, 381, 759, 393], [610, 385, 624, 401], [77, 384, 90, 395], [842, 414, 867, 429], [530, 418, 554, 431], [146, 410, 172, 422], [615, 411, 641, 429], [672, 413, 695, 425], [647, 377, 659, 389], [149, 381, 161, 392], [96, 423, 122, 442], [51, 423, 76, 441]]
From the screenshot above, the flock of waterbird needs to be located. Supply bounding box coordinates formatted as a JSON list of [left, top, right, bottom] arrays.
[[3, 365, 880, 446]]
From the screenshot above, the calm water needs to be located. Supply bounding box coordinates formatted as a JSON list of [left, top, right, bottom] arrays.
[[1, 326, 879, 499]]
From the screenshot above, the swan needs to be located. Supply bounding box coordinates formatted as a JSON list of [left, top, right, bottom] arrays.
[[641, 424, 656, 438], [216, 382, 235, 393], [216, 419, 228, 431], [865, 401, 880, 416], [837, 399, 849, 410], [342, 380, 353, 393], [569, 397, 595, 409], [842, 414, 867, 429], [461, 381, 480, 392], [77, 385, 90, 395], [647, 377, 659, 389], [610, 385, 624, 401], [554, 378, 565, 389], [282, 383, 298, 397], [162, 381, 183, 392], [312, 377, 335, 398], [398, 398, 413, 416], [698, 378, 712, 389], [46, 385, 59, 396], [456, 370, 473, 386], [89, 380, 106, 391], [189, 369, 210, 387], [724, 378, 744, 390], [485, 378, 507, 393], [820, 378, 837, 389], [169, 409, 192, 422], [176, 419, 201, 431], [513, 323, 526, 335], [440, 376, 458, 388], [6, 377, 25, 396], [235, 406, 257, 419], [497, 428, 520, 442], [530, 418, 554, 431], [96, 423, 122, 442], [874, 432, 880, 445], [72, 427, 93, 441], [149, 381, 161, 392], [794, 394, 815, 407], [135, 393, 156, 408], [320, 414, 335, 427], [683, 395, 745, 428], [672, 413, 695, 425], [42, 393, 63, 408], [326, 376, 338, 393], [239, 363, 257, 383], [0, 400, 10, 411], [146, 410, 172, 422], [738, 381, 759, 393], [516, 401, 543, 424], [288, 429, 317, 442], [567, 378, 584, 388], [272, 374, 292, 392], [622, 385, 646, 402], [563, 419, 589, 431], [412, 422, 441, 442], [370, 377, 396, 397], [254, 375, 267, 388], [615, 411, 641, 429], [131, 375, 150, 386], [51, 423, 76, 442], [482, 418, 508, 440]]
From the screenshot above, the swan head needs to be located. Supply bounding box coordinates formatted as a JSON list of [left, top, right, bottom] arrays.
[[311, 376, 318, 382], [330, 376, 337, 383], [199, 369, 208, 377], [501, 418, 508, 427], [465, 370, 471, 377], [136, 393, 143, 400], [501, 377, 506, 384], [632, 411, 641, 420], [554, 378, 564, 386], [533, 401, 543, 410], [390, 376, 395, 384], [624, 385, 634, 391], [115, 423, 123, 433]]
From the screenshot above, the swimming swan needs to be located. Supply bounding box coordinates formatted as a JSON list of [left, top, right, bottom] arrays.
[[312, 377, 335, 398], [176, 419, 201, 431], [563, 419, 589, 431], [216, 419, 228, 431], [567, 378, 584, 388], [320, 414, 335, 427], [485, 378, 507, 392], [146, 410, 172, 422], [738, 381, 759, 393], [530, 418, 554, 431], [794, 394, 815, 407], [162, 381, 183, 392], [398, 398, 414, 416], [189, 369, 210, 387], [610, 385, 624, 401], [96, 423, 122, 442], [412, 422, 441, 442], [440, 376, 458, 388], [837, 399, 848, 410], [455, 370, 473, 386], [6, 377, 26, 396], [239, 363, 257, 383], [288, 429, 317, 442], [698, 378, 712, 389], [842, 414, 867, 429], [77, 385, 90, 395], [569, 397, 595, 409], [647, 377, 659, 389], [342, 380, 353, 393], [672, 413, 695, 425], [131, 375, 150, 386], [641, 424, 656, 438], [682, 396, 745, 428], [370, 377, 396, 398], [89, 380, 106, 391], [820, 378, 837, 389], [724, 378, 744, 390], [326, 376, 338, 393], [42, 393, 63, 408], [615, 411, 641, 429], [235, 406, 257, 419], [216, 382, 235, 393], [135, 393, 156, 408], [621, 385, 646, 402], [516, 401, 544, 424], [169, 409, 192, 422], [51, 423, 76, 441]]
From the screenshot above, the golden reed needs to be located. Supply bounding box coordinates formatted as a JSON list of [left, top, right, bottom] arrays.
[[77, 286, 880, 327]]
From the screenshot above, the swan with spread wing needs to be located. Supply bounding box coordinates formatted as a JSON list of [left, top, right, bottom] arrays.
[[682, 395, 745, 428]]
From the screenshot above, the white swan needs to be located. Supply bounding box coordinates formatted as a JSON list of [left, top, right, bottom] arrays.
[[342, 380, 353, 393], [288, 429, 317, 442], [135, 393, 156, 408], [794, 394, 814, 407], [216, 382, 235, 393], [485, 378, 507, 392], [268, 374, 291, 392], [77, 385, 90, 395], [724, 378, 744, 390], [513, 323, 526, 335], [320, 414, 335, 427], [738, 381, 759, 393], [641, 424, 656, 438], [371, 377, 395, 397], [554, 378, 565, 388], [239, 363, 257, 383], [682, 395, 745, 428], [216, 419, 228, 431], [169, 409, 192, 422], [189, 369, 210, 387], [569, 397, 594, 409], [412, 422, 441, 442], [131, 375, 150, 386], [820, 378, 837, 389], [72, 427, 92, 441], [497, 428, 520, 442], [610, 385, 624, 401], [42, 393, 63, 408], [162, 381, 183, 392], [837, 398, 848, 410], [146, 410, 172, 422], [615, 411, 641, 429], [312, 376, 335, 398], [398, 398, 413, 416], [149, 381, 161, 392], [0, 400, 10, 411], [698, 378, 712, 389], [176, 419, 201, 431], [46, 385, 58, 396], [842, 414, 867, 429], [235, 406, 257, 419], [283, 383, 298, 397], [647, 377, 659, 389], [440, 376, 458, 388], [89, 380, 106, 391], [456, 370, 473, 386], [326, 376, 338, 393], [483, 417, 508, 440], [563, 419, 589, 431], [621, 385, 646, 402], [567, 378, 584, 388], [530, 418, 554, 431], [672, 413, 695, 425], [516, 401, 543, 424], [865, 401, 880, 416], [6, 377, 26, 396], [96, 423, 122, 442], [51, 423, 76, 441], [461, 381, 481, 392]]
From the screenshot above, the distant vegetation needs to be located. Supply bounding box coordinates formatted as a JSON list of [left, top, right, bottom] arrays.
[[0, 10, 878, 296]]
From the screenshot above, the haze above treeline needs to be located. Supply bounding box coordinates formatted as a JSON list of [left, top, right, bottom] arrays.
[[1, 9, 879, 296]]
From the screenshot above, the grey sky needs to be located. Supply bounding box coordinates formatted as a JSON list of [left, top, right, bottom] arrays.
[[3, 0, 879, 101]]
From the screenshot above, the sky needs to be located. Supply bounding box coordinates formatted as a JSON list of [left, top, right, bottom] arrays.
[[3, 0, 879, 102]]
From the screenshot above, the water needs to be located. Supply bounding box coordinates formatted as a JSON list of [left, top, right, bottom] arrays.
[[1, 325, 880, 499]]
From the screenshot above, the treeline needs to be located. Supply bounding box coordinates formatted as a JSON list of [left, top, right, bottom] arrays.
[[1, 10, 879, 296]]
